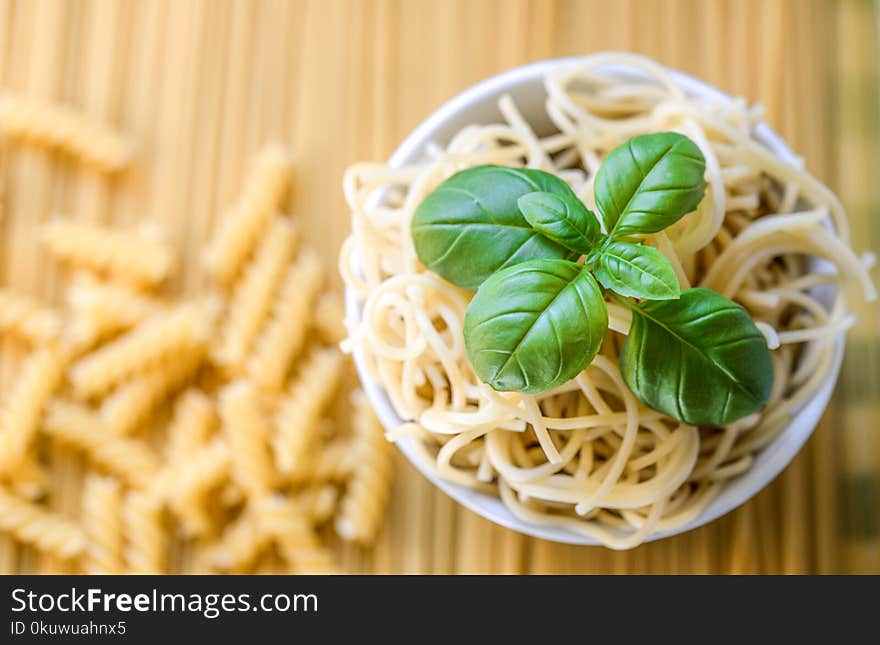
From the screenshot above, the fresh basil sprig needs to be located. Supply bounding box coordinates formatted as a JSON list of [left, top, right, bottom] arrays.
[[413, 132, 773, 426]]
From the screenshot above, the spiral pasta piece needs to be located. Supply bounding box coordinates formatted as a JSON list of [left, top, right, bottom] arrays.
[[273, 348, 343, 478], [218, 381, 276, 498], [247, 249, 324, 390], [160, 439, 229, 537], [43, 400, 160, 486], [0, 93, 134, 171], [256, 495, 337, 574], [204, 145, 295, 285], [335, 392, 393, 545], [1, 457, 49, 500], [0, 346, 67, 473], [201, 509, 268, 572], [297, 484, 338, 525], [0, 289, 61, 345], [214, 218, 297, 371], [122, 490, 167, 574], [66, 273, 161, 346], [42, 220, 174, 287], [165, 389, 215, 459], [313, 291, 347, 345], [100, 347, 206, 435], [300, 438, 357, 484], [69, 301, 214, 399], [0, 486, 86, 560], [81, 474, 123, 574]]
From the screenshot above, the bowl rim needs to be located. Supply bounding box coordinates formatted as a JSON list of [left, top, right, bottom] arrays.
[[344, 55, 845, 546]]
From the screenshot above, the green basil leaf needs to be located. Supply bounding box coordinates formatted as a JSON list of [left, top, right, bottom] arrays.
[[411, 165, 579, 290], [620, 288, 773, 426], [464, 259, 608, 395], [594, 132, 707, 238], [593, 240, 680, 300], [517, 191, 600, 255]]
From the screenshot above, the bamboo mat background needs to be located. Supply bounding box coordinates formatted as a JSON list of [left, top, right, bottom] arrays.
[[0, 0, 877, 574]]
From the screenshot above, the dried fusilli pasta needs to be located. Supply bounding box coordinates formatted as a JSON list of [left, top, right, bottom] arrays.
[[82, 475, 123, 574], [2, 458, 48, 501], [214, 218, 296, 371], [247, 249, 324, 390], [122, 491, 167, 574], [295, 437, 356, 484], [204, 145, 295, 285], [0, 129, 381, 574], [160, 439, 229, 537], [100, 347, 205, 435], [66, 272, 161, 345], [0, 486, 86, 560], [43, 400, 160, 486], [313, 292, 347, 346], [42, 219, 174, 287], [273, 348, 343, 478], [201, 509, 268, 572], [218, 381, 276, 498], [0, 93, 134, 171], [257, 495, 337, 574], [165, 389, 215, 459], [335, 392, 393, 545], [0, 346, 67, 472], [297, 484, 338, 525], [69, 301, 214, 399], [0, 289, 61, 345]]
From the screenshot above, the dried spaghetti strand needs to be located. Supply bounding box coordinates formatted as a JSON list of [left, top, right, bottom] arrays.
[[204, 145, 295, 285], [0, 93, 134, 171]]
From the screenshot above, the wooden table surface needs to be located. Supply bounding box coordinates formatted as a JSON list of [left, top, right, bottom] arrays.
[[1, 0, 877, 573]]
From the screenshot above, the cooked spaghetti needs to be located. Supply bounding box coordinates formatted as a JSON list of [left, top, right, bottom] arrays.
[[340, 53, 876, 549]]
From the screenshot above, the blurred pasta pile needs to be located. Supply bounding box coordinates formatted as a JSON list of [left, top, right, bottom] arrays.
[[0, 95, 392, 574]]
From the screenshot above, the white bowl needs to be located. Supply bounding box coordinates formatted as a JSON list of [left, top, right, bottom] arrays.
[[345, 57, 845, 545]]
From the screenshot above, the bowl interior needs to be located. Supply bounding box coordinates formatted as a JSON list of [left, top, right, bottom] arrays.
[[346, 57, 845, 545]]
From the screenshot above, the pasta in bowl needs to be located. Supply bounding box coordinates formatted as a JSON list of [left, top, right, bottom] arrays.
[[340, 53, 875, 548]]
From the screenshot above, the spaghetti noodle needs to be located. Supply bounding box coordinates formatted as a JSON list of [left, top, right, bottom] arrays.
[[341, 53, 875, 549]]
